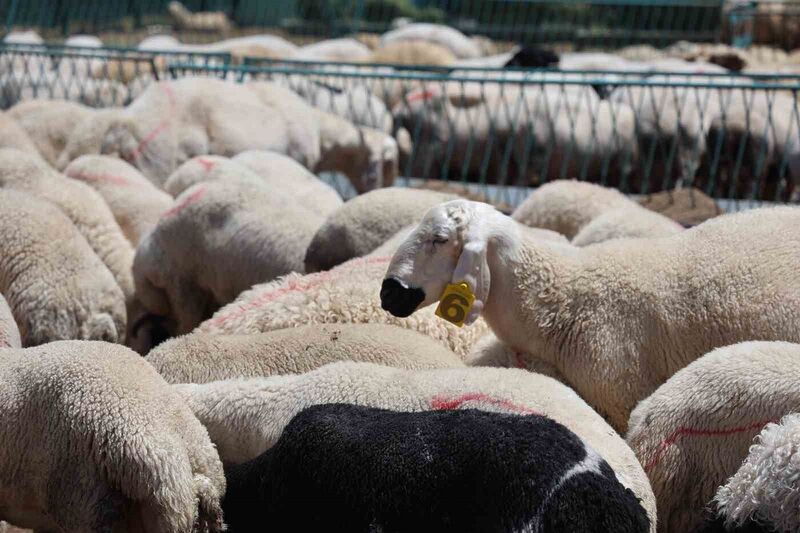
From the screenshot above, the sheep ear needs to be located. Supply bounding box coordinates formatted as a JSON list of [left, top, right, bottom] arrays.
[[452, 233, 490, 325]]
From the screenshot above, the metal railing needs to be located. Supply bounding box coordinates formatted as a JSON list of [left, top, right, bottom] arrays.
[[1, 43, 799, 209]]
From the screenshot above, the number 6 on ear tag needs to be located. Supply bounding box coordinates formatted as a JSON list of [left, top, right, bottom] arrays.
[[435, 282, 476, 327]]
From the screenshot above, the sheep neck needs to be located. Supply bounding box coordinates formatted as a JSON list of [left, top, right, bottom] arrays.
[[483, 223, 578, 368]]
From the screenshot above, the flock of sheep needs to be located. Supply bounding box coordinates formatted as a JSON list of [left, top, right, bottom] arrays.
[[0, 10, 800, 533]]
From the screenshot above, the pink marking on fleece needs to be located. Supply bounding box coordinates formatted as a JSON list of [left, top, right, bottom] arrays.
[[66, 169, 130, 186], [128, 82, 177, 161], [196, 157, 217, 171], [406, 88, 439, 103], [162, 186, 207, 218], [205, 255, 392, 328], [644, 419, 776, 473], [430, 392, 542, 416]]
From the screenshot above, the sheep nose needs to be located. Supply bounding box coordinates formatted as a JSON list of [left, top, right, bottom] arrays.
[[381, 278, 425, 318]]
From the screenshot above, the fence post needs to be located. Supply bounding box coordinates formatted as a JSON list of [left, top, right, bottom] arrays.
[[5, 0, 20, 34]]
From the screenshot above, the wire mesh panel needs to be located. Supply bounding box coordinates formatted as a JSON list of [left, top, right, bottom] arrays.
[[0, 42, 230, 107], [168, 61, 800, 208], [1, 43, 798, 209], [724, 0, 800, 50]]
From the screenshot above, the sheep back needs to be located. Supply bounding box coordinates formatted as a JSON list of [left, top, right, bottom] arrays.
[[147, 323, 464, 383], [0, 341, 225, 532], [224, 404, 651, 533]]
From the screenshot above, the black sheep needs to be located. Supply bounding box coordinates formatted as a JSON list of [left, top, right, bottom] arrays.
[[223, 404, 650, 533], [504, 46, 560, 68]]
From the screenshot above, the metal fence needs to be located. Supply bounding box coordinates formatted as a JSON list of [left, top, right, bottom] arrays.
[[3, 0, 729, 48], [1, 43, 799, 209]]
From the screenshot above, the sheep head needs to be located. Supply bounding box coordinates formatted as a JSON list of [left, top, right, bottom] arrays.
[[382, 199, 503, 324]]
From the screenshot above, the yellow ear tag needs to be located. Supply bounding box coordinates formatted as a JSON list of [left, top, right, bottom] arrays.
[[435, 282, 476, 327]]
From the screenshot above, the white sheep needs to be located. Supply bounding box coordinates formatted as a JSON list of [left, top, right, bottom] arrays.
[[304, 187, 458, 272], [709, 413, 800, 533], [0, 340, 224, 532], [626, 341, 800, 533], [173, 361, 657, 529], [0, 189, 125, 344], [381, 200, 800, 432], [55, 107, 125, 170], [232, 150, 342, 216], [294, 38, 372, 62], [289, 80, 393, 133], [0, 112, 41, 157], [135, 179, 320, 335], [393, 85, 636, 185], [379, 23, 482, 59], [63, 155, 173, 246], [168, 0, 232, 33], [0, 293, 21, 348], [147, 323, 464, 383], [368, 40, 457, 66], [571, 204, 683, 246], [512, 180, 682, 243], [196, 226, 489, 358], [247, 80, 399, 193], [0, 148, 135, 301], [7, 99, 94, 167]]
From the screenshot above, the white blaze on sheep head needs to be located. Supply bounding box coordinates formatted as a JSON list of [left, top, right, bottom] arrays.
[[382, 199, 503, 324]]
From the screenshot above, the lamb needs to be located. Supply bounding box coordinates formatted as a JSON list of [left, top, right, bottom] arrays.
[[626, 341, 800, 533], [223, 403, 651, 532], [381, 200, 800, 432], [289, 81, 393, 133], [0, 340, 224, 532], [511, 180, 682, 243], [163, 154, 342, 219], [246, 81, 399, 193], [55, 107, 125, 170], [0, 189, 125, 344], [294, 38, 372, 62], [232, 150, 342, 216], [304, 187, 459, 273], [368, 40, 457, 66], [0, 112, 40, 157], [6, 99, 94, 166], [0, 293, 21, 348], [173, 361, 658, 529], [195, 228, 490, 358], [134, 180, 320, 335], [379, 23, 482, 59], [168, 0, 232, 33], [571, 205, 683, 246], [147, 323, 464, 384], [702, 413, 800, 533], [0, 148, 135, 301], [63, 155, 173, 245], [393, 85, 636, 185]]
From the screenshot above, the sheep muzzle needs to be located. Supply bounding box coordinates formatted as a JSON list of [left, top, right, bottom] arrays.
[[380, 277, 425, 317]]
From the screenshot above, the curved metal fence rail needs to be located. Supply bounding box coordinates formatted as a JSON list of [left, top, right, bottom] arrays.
[[1, 43, 799, 210], [4, 0, 727, 48]]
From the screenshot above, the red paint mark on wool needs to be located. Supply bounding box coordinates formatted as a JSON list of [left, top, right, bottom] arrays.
[[406, 88, 439, 103], [430, 393, 541, 416], [67, 170, 130, 186], [644, 419, 776, 473], [196, 157, 217, 171], [162, 186, 206, 218], [127, 82, 177, 162], [204, 255, 393, 328]]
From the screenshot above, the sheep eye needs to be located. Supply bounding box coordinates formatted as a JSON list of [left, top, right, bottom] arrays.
[[432, 237, 449, 245]]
